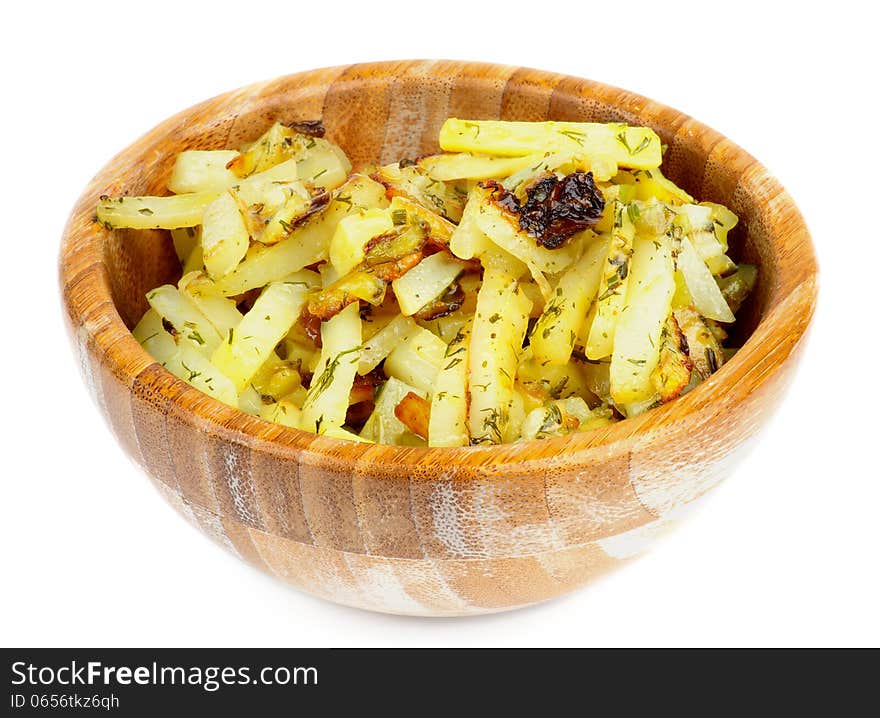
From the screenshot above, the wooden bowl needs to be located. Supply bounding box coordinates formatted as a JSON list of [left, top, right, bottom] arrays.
[[59, 60, 817, 616]]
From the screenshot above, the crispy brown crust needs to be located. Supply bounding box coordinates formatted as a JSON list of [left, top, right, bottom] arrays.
[[349, 370, 384, 405], [652, 315, 694, 402], [413, 282, 466, 320], [299, 311, 323, 348], [307, 271, 387, 321], [282, 119, 325, 137], [673, 306, 724, 380], [368, 251, 424, 282], [393, 391, 431, 439]]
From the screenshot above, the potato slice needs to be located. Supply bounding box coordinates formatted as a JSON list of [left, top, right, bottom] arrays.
[[360, 377, 426, 446], [112, 174, 326, 233], [168, 150, 239, 194], [702, 201, 738, 251], [201, 191, 250, 279], [373, 161, 464, 222], [678, 204, 725, 261], [428, 321, 471, 447], [418, 152, 546, 181], [675, 234, 735, 322], [132, 308, 177, 361], [226, 122, 314, 177], [210, 281, 309, 391], [615, 167, 694, 205], [584, 201, 636, 359], [610, 236, 676, 404], [259, 399, 303, 428], [389, 195, 456, 245], [300, 302, 362, 432], [146, 284, 222, 354], [530, 235, 608, 365], [449, 190, 494, 260], [329, 207, 394, 276], [307, 270, 387, 320], [296, 138, 351, 190], [520, 397, 613, 441], [383, 326, 447, 394], [258, 182, 322, 245], [164, 343, 238, 407], [651, 315, 694, 402], [178, 271, 242, 335], [439, 119, 662, 170], [394, 391, 431, 439], [358, 315, 419, 375], [468, 255, 532, 444], [97, 191, 220, 230], [231, 159, 301, 209], [392, 251, 467, 316], [674, 306, 725, 379]]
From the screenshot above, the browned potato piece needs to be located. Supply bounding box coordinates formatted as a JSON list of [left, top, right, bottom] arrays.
[[674, 306, 724, 379], [393, 391, 431, 439], [651, 315, 694, 402]]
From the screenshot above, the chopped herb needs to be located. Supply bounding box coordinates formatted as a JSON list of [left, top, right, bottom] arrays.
[[706, 347, 719, 373], [627, 358, 646, 366], [391, 209, 407, 226], [549, 376, 569, 399], [627, 203, 641, 224], [597, 285, 619, 302], [306, 346, 362, 400], [227, 328, 234, 345], [559, 129, 586, 146], [138, 207, 154, 216], [538, 404, 563, 436], [480, 406, 506, 443], [187, 329, 205, 346], [180, 361, 201, 382], [631, 136, 651, 155]]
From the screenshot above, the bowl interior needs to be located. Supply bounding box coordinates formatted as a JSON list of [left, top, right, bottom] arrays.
[[103, 63, 773, 353]]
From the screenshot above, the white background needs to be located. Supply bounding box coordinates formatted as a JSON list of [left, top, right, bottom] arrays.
[[2, 0, 877, 647]]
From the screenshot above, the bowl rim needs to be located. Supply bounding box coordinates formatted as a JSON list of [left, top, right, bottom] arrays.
[[59, 59, 818, 470]]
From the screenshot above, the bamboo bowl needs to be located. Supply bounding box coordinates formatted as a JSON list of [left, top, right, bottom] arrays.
[[59, 60, 817, 616]]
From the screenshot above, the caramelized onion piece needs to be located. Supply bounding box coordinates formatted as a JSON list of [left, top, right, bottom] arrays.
[[484, 171, 605, 249]]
